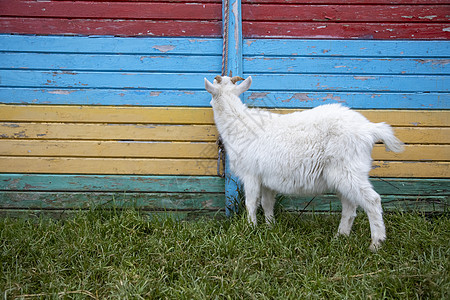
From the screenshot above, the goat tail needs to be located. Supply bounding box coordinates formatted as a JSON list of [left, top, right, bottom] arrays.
[[370, 122, 404, 153]]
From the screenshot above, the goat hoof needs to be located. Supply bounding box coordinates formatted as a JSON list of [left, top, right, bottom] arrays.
[[369, 239, 385, 252]]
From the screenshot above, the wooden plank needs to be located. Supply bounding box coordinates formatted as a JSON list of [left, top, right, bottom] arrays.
[[2, 70, 447, 93], [0, 53, 222, 73], [0, 174, 446, 196], [0, 88, 213, 107], [0, 123, 219, 142], [243, 21, 450, 39], [0, 209, 226, 220], [279, 195, 449, 212], [243, 39, 450, 57], [392, 127, 450, 144], [0, 35, 222, 55], [0, 140, 218, 159], [244, 74, 449, 93], [244, 56, 450, 75], [0, 70, 213, 90], [0, 174, 225, 193], [243, 4, 450, 22], [0, 1, 222, 20], [0, 157, 446, 177], [372, 145, 450, 161], [0, 192, 225, 210], [244, 91, 450, 110], [0, 18, 222, 37], [269, 109, 449, 127], [0, 105, 215, 124], [371, 161, 449, 178], [0, 88, 446, 109], [0, 157, 217, 176], [242, 1, 449, 4], [1, 140, 447, 161]]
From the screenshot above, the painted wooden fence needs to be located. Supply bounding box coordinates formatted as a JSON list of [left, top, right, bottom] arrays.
[[0, 0, 449, 216]]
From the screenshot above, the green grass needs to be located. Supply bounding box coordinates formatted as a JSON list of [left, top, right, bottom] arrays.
[[1, 209, 449, 299]]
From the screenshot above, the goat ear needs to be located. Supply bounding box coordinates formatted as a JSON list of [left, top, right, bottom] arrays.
[[235, 76, 252, 95], [204, 78, 218, 95]]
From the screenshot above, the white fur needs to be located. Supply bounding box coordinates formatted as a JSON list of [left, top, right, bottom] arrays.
[[205, 75, 404, 251]]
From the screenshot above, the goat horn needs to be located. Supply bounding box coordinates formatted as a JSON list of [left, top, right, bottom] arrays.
[[231, 76, 245, 84], [214, 75, 222, 83], [229, 70, 232, 77]]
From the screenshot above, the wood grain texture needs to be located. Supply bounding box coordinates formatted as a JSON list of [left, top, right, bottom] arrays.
[[0, 174, 225, 193], [0, 105, 215, 124], [0, 157, 217, 176], [0, 18, 221, 37], [243, 4, 449, 22], [241, 0, 450, 39], [0, 140, 218, 159], [0, 1, 222, 20], [0, 123, 218, 142], [0, 140, 446, 161]]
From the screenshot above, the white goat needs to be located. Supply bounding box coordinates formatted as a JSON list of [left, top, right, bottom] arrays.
[[205, 74, 404, 251]]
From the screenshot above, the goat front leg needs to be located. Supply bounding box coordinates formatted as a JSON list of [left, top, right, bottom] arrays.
[[243, 177, 261, 226], [261, 186, 277, 224]]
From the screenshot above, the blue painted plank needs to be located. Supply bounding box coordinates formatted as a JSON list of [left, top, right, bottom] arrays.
[[244, 57, 450, 75], [243, 91, 450, 109], [0, 53, 221, 73], [244, 39, 450, 57], [244, 74, 449, 93], [5, 71, 443, 93], [0, 174, 224, 193], [0, 70, 214, 90], [0, 88, 212, 106], [1, 88, 447, 109], [0, 35, 222, 55]]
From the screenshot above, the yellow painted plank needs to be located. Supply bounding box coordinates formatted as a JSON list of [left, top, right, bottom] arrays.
[[0, 156, 446, 177], [0, 140, 218, 159], [1, 140, 447, 161], [394, 127, 449, 144], [0, 123, 218, 141], [273, 109, 449, 127], [0, 105, 215, 124], [0, 105, 448, 127], [2, 123, 447, 144], [372, 145, 450, 161], [371, 161, 450, 178], [0, 157, 217, 176]]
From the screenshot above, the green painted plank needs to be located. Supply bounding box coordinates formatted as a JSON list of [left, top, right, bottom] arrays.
[[1, 175, 447, 196], [0, 192, 225, 210], [278, 195, 449, 212], [0, 174, 225, 193], [0, 209, 225, 221]]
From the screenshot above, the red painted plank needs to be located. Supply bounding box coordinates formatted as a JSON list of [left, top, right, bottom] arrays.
[[244, 5, 450, 22], [0, 18, 222, 37], [244, 22, 450, 39], [242, 0, 449, 4], [0, 1, 222, 20]]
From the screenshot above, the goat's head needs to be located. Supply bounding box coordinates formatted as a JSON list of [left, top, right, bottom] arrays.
[[204, 73, 252, 98]]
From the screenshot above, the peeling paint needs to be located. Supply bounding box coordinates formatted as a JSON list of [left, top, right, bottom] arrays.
[[443, 27, 450, 32], [248, 92, 269, 100], [150, 91, 162, 97], [413, 59, 450, 66], [419, 15, 437, 20], [47, 90, 74, 95], [152, 45, 176, 53], [354, 76, 375, 81]]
